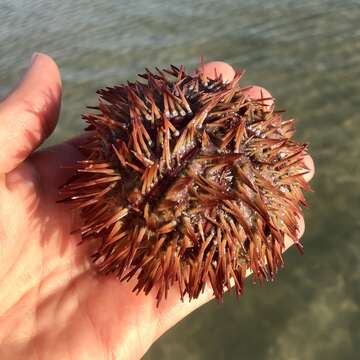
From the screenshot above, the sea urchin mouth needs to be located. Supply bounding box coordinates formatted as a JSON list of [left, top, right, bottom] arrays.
[[60, 64, 311, 305]]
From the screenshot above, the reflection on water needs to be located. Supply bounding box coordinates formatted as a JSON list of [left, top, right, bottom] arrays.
[[1, 0, 359, 359]]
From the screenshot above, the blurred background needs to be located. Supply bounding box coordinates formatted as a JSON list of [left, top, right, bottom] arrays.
[[1, 0, 359, 359]]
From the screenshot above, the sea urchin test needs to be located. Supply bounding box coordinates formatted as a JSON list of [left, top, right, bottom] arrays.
[[60, 64, 311, 305]]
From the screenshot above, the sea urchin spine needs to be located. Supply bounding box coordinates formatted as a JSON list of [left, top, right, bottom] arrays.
[[60, 64, 311, 305]]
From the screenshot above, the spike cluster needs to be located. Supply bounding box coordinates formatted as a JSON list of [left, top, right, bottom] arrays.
[[60, 64, 311, 305]]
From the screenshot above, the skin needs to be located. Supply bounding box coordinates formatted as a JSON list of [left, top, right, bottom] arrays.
[[0, 54, 314, 360]]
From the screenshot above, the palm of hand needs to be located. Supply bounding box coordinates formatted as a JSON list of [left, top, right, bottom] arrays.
[[0, 117, 210, 360], [0, 55, 314, 360]]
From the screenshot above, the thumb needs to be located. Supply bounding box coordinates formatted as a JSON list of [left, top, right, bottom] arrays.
[[0, 53, 62, 174]]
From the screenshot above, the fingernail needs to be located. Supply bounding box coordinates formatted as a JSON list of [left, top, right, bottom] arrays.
[[21, 53, 39, 79], [31, 52, 39, 65]]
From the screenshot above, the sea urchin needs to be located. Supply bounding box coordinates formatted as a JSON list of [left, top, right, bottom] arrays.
[[60, 64, 311, 305]]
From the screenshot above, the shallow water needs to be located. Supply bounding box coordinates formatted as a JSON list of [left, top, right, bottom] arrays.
[[1, 0, 360, 359]]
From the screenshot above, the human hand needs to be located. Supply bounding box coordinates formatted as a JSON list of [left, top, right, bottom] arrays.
[[0, 54, 314, 360]]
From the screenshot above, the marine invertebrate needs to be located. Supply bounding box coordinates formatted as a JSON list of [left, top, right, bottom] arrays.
[[60, 64, 311, 305]]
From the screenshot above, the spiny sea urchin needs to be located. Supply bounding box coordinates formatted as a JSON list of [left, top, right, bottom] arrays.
[[60, 64, 311, 305]]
